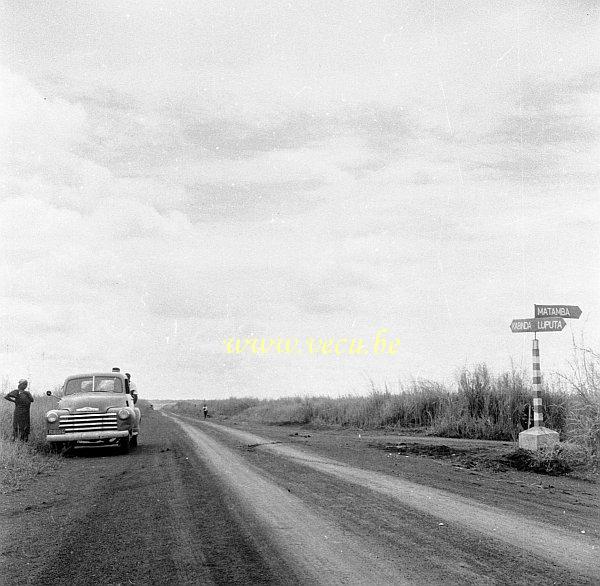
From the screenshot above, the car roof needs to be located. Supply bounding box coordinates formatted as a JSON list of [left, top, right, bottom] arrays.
[[64, 372, 127, 380]]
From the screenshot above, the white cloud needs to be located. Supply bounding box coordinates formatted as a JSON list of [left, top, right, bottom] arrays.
[[1, 66, 87, 150], [0, 3, 598, 398]]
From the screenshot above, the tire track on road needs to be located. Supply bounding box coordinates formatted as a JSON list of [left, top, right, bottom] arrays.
[[186, 417, 599, 580], [168, 414, 430, 585]]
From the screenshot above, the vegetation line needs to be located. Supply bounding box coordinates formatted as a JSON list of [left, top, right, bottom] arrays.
[[1, 347, 598, 486], [168, 355, 599, 470]]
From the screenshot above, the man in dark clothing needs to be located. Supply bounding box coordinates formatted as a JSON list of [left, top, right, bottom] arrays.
[[125, 373, 138, 404], [203, 404, 208, 419], [4, 379, 34, 441]]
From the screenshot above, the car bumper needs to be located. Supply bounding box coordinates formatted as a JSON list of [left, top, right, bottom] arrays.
[[46, 430, 130, 442]]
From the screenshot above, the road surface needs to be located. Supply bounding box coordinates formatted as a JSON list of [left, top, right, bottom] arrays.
[[1, 407, 597, 585]]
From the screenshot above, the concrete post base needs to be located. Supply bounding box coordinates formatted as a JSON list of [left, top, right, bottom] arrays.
[[518, 426, 559, 451]]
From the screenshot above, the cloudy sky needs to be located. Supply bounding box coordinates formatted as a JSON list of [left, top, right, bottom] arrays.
[[1, 1, 598, 399]]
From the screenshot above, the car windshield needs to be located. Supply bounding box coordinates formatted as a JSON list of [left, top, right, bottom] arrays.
[[64, 376, 123, 395]]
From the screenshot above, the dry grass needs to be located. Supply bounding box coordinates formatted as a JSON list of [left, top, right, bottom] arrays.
[[500, 442, 592, 475], [169, 366, 550, 440], [559, 343, 600, 465], [1, 393, 62, 490], [169, 353, 599, 470], [0, 439, 59, 491]]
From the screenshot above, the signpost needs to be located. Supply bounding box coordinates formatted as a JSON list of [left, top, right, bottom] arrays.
[[510, 304, 582, 451], [534, 305, 582, 319], [510, 318, 566, 333]]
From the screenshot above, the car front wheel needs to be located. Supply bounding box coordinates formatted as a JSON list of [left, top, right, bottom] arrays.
[[50, 442, 63, 453], [119, 435, 130, 454]]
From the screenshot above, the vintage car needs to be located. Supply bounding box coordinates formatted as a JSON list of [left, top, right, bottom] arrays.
[[46, 372, 140, 453]]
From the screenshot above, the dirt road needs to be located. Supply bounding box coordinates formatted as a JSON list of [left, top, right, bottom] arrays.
[[1, 408, 597, 585]]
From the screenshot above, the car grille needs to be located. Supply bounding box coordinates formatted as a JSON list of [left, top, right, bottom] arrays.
[[59, 413, 118, 433]]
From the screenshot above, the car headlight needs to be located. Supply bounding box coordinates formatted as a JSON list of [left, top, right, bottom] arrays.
[[46, 411, 59, 423], [118, 408, 130, 420]]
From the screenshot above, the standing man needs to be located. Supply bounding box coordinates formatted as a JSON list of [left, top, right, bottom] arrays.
[[203, 404, 208, 419], [125, 373, 138, 404], [4, 379, 34, 441]]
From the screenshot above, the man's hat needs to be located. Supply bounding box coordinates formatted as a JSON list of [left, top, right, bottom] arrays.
[[18, 379, 27, 385]]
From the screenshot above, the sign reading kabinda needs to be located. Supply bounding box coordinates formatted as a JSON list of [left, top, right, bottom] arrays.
[[534, 305, 582, 319], [510, 318, 566, 333]]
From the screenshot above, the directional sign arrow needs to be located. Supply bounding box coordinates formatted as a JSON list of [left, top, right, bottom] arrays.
[[510, 317, 566, 333], [535, 305, 582, 319]]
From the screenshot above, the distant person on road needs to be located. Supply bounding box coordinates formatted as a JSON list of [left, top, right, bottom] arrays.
[[125, 373, 138, 404], [4, 379, 34, 441], [203, 404, 208, 419]]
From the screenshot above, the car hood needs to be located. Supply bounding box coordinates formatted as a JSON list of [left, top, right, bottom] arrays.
[[58, 393, 129, 413]]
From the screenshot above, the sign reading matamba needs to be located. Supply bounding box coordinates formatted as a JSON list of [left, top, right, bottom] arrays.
[[534, 305, 582, 319], [510, 318, 566, 333]]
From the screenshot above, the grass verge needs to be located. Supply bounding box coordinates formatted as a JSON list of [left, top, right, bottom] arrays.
[[0, 439, 60, 491], [168, 348, 600, 474], [1, 393, 62, 491]]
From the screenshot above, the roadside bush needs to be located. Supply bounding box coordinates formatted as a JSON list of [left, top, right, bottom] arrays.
[[560, 344, 600, 464], [169, 397, 262, 419], [1, 393, 61, 490], [0, 439, 60, 490], [431, 366, 528, 441], [168, 352, 598, 469], [500, 443, 590, 475], [459, 364, 491, 419], [237, 397, 314, 425]]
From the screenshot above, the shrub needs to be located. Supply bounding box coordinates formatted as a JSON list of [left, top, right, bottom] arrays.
[[1, 393, 61, 490], [166, 351, 598, 469], [500, 443, 591, 475], [560, 344, 600, 464], [0, 439, 59, 490]]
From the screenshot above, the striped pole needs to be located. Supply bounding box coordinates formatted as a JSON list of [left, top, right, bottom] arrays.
[[532, 337, 543, 427]]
